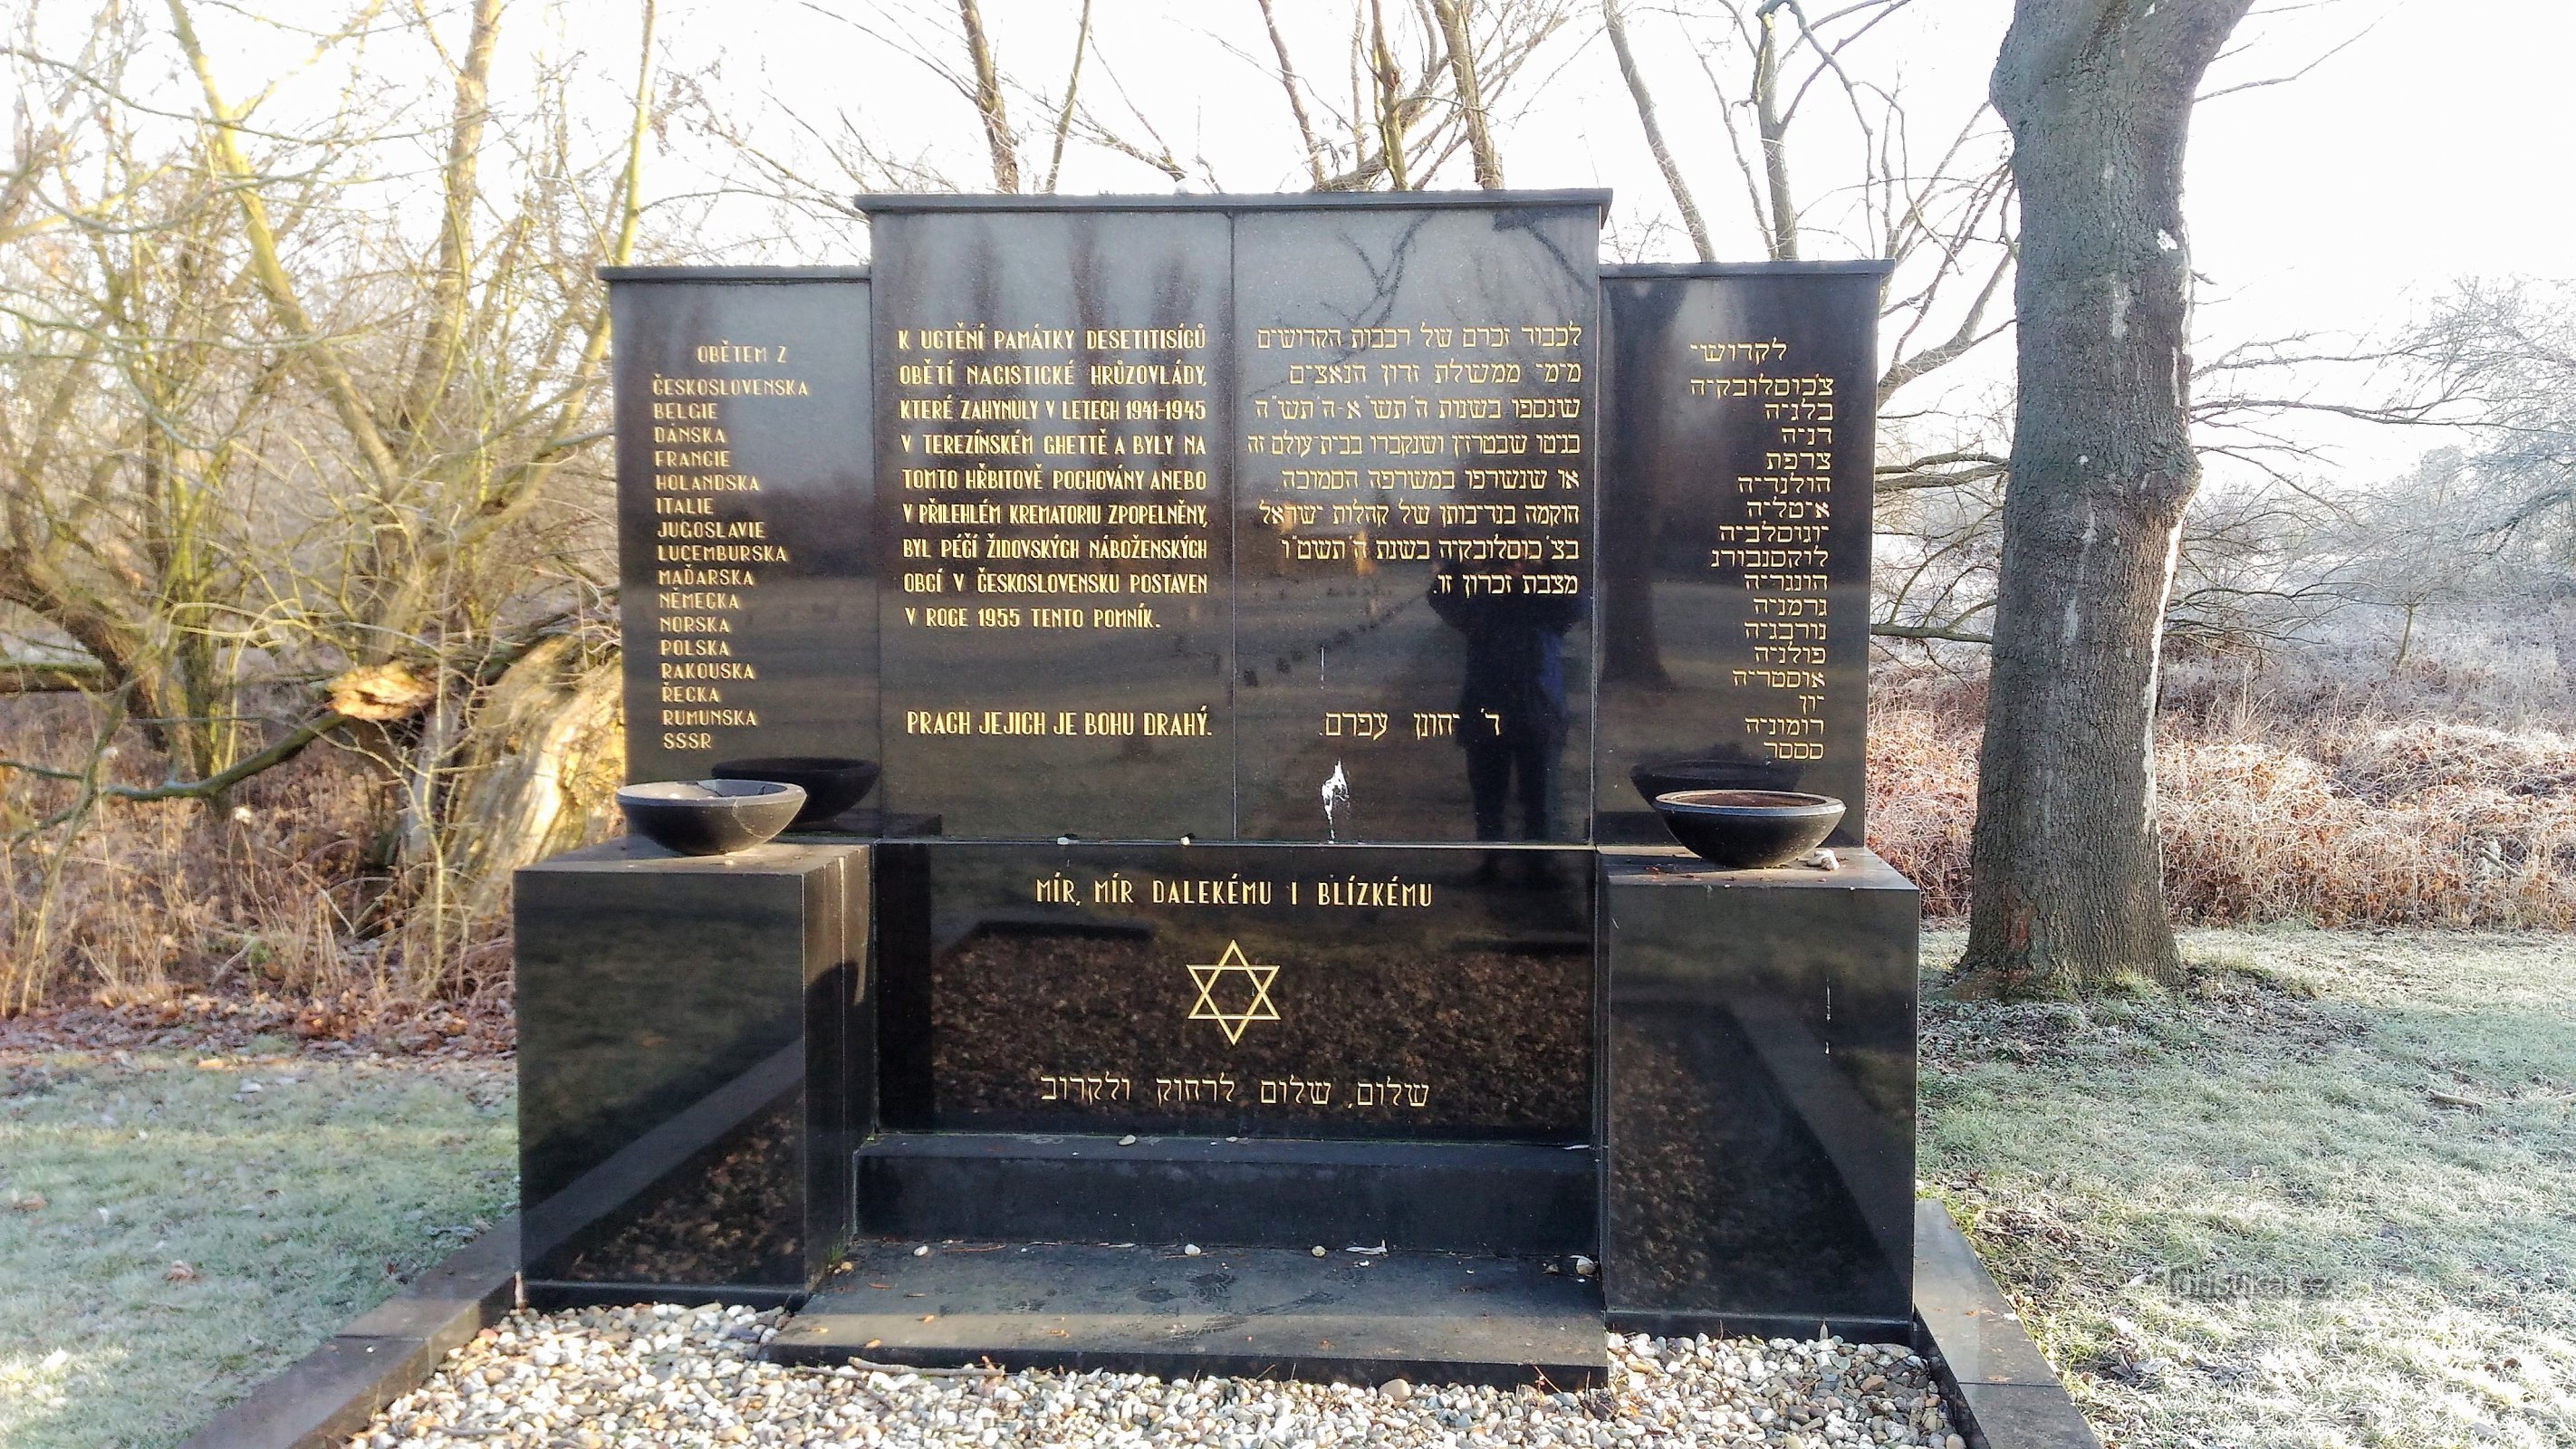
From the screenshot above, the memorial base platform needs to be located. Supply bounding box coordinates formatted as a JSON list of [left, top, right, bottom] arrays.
[[771, 1242, 1608, 1387]]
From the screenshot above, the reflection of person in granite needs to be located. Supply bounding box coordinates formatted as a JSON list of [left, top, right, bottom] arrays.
[[1427, 552, 1584, 840]]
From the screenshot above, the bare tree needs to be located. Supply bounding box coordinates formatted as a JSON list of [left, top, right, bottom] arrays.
[[1256, 0, 1333, 188], [955, 0, 1022, 190], [1600, 0, 1712, 260], [1591, 0, 2018, 651], [1, 0, 666, 1008], [1958, 0, 2255, 997], [2369, 281, 2576, 674], [1255, 0, 1574, 191], [1429, 0, 1505, 187]]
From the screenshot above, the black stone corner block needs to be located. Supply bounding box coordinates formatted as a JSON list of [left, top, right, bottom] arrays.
[[515, 838, 870, 1300], [1913, 1199, 2103, 1449], [1600, 845, 1918, 1330]]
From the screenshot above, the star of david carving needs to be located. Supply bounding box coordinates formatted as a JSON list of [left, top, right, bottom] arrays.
[[1185, 940, 1280, 1045]]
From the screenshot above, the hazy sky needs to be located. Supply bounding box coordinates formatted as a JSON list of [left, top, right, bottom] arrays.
[[178, 0, 2571, 480], [642, 0, 2569, 313]]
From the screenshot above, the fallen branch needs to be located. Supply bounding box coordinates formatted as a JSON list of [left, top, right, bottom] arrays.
[[0, 662, 105, 696], [1871, 622, 1994, 644], [2, 708, 354, 811]]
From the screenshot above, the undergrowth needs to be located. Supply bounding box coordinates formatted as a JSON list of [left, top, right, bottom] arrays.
[[5, 626, 2573, 1023], [1869, 640, 2576, 928], [0, 696, 524, 1049]]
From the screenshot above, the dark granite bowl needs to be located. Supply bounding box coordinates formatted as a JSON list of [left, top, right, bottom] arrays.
[[616, 780, 807, 856], [710, 755, 880, 828], [1650, 789, 1845, 869], [1630, 757, 1802, 806]]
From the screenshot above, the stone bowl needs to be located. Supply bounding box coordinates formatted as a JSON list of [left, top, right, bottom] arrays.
[[1650, 789, 1846, 869], [1630, 757, 1802, 806], [710, 755, 880, 828], [616, 780, 807, 856]]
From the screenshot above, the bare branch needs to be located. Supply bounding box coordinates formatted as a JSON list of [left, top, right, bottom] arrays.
[[1254, 0, 1331, 188], [956, 0, 1020, 191], [1428, 0, 1503, 187], [1043, 0, 1093, 193], [1602, 0, 1712, 259]]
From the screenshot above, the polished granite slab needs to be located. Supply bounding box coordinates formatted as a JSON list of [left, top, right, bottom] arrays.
[[1230, 203, 1599, 843], [515, 839, 866, 1300], [868, 208, 1235, 840], [1599, 845, 1918, 1334], [853, 1132, 1593, 1257], [872, 840, 1594, 1140], [1597, 264, 1884, 845], [774, 1242, 1606, 1387], [608, 270, 878, 792], [851, 193, 1605, 843]]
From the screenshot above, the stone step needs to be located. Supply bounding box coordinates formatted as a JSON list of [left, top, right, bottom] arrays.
[[771, 1241, 1608, 1387], [854, 1132, 1597, 1258]]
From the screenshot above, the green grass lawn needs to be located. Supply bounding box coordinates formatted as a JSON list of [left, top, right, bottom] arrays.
[[0, 1044, 514, 1449], [2, 928, 2568, 1448], [1923, 926, 2576, 1448]]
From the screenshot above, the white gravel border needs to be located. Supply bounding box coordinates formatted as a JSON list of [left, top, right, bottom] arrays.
[[353, 1301, 1966, 1448]]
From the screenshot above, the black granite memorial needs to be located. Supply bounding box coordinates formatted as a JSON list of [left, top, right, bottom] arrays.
[[605, 268, 879, 803], [519, 197, 1919, 1379], [1599, 263, 1883, 847], [516, 840, 863, 1305]]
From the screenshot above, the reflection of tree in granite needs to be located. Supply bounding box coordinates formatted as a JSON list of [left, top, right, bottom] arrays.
[[930, 932, 1588, 1138], [1235, 588, 1594, 844], [556, 1103, 803, 1287], [1839, 1045, 1915, 1126], [1609, 1016, 1889, 1312], [514, 899, 812, 1207]]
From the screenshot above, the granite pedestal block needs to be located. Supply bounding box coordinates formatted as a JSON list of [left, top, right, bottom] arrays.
[[515, 839, 869, 1306], [1600, 846, 1918, 1339]]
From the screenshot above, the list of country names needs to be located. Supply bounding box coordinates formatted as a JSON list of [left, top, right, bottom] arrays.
[[1692, 338, 1838, 764], [643, 347, 813, 754]]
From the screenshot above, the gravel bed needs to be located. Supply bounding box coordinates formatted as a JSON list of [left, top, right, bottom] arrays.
[[353, 1302, 1965, 1448]]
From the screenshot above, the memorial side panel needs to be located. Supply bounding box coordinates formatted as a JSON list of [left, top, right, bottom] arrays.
[[877, 842, 1594, 1140], [1231, 206, 1599, 843], [1597, 270, 1878, 844], [871, 212, 1234, 840], [613, 278, 878, 790]]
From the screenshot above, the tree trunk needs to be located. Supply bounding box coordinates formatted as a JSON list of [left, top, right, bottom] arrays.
[[956, 0, 1019, 192], [1752, 2, 1797, 260], [1600, 0, 1712, 262], [1958, 0, 2252, 998], [447, 636, 624, 956], [1429, 0, 1503, 189], [1255, 0, 1330, 189]]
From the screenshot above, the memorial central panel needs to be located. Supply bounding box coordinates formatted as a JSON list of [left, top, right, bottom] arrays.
[[1233, 206, 1599, 843], [875, 842, 1595, 1140], [862, 196, 1606, 844], [871, 210, 1235, 840]]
